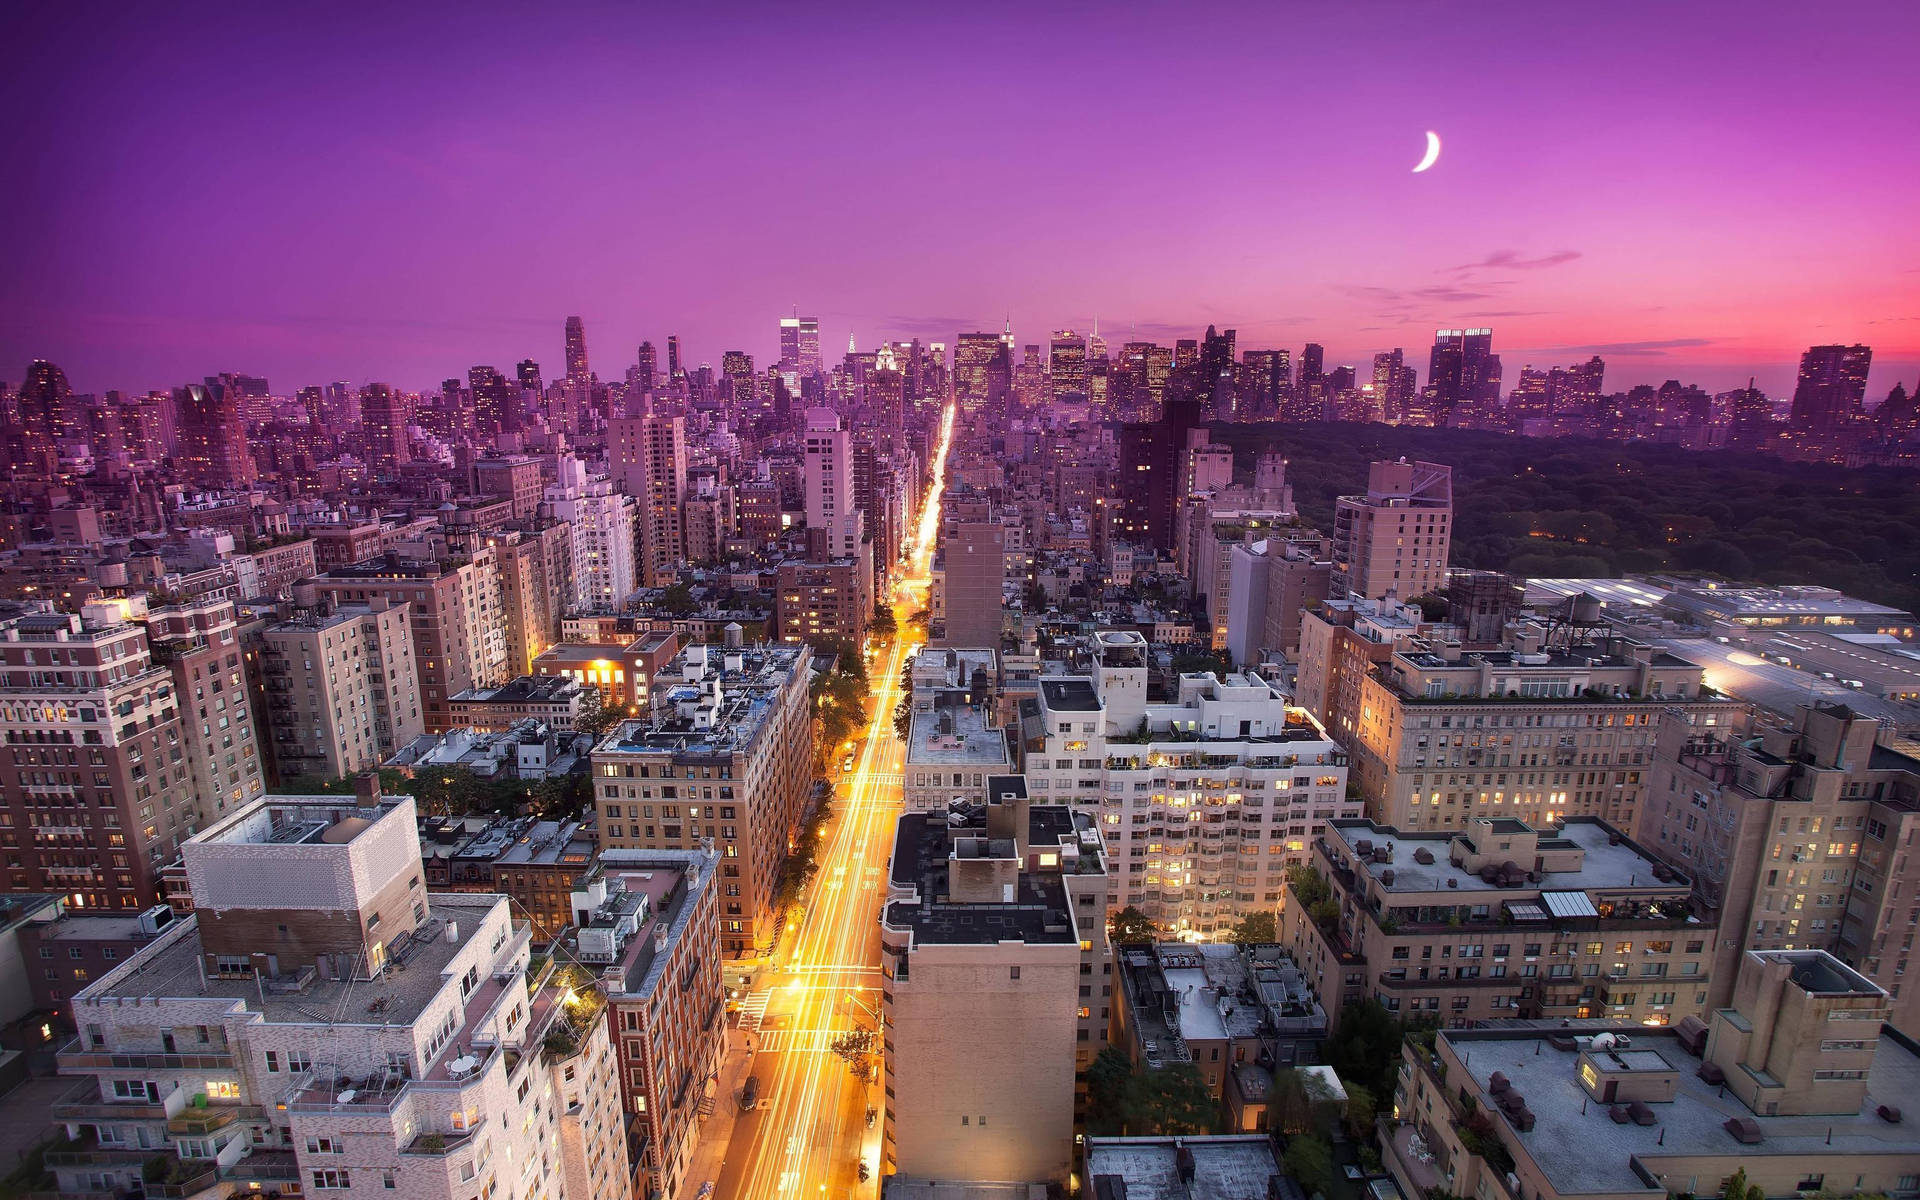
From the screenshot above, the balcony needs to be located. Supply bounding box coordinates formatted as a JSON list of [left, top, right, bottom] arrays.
[[401, 1118, 486, 1156], [51, 1080, 172, 1122], [56, 1038, 234, 1073]]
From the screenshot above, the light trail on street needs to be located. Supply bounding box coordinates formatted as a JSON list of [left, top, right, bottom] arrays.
[[724, 401, 955, 1200]]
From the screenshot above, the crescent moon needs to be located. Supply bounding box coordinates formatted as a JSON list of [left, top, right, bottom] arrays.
[[1413, 130, 1441, 173]]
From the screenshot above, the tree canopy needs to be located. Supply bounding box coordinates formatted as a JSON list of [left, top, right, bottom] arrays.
[[1109, 905, 1159, 944], [1230, 911, 1278, 944]]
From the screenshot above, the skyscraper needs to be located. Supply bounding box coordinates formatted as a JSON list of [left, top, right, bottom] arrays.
[[360, 382, 409, 474], [1371, 348, 1414, 421], [517, 358, 543, 395], [1789, 343, 1873, 436], [1425, 328, 1499, 422], [954, 332, 1010, 411], [667, 334, 683, 384], [1048, 329, 1088, 403], [779, 314, 822, 381], [1118, 396, 1204, 552], [610, 410, 687, 587], [469, 364, 520, 435], [564, 314, 590, 381], [721, 350, 755, 407], [1242, 349, 1289, 418], [174, 378, 258, 485], [1287, 343, 1326, 421], [635, 341, 658, 393]]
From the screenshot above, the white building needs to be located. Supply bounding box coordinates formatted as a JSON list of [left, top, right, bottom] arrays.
[[545, 454, 637, 614], [50, 781, 627, 1200], [1020, 631, 1355, 937]]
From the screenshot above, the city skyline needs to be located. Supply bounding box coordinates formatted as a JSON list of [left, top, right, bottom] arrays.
[[5, 1, 1918, 395]]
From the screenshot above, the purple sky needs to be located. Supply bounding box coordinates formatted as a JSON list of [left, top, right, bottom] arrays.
[[5, 0, 1918, 399]]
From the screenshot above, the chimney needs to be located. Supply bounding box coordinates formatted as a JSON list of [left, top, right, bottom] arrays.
[[354, 772, 382, 807]]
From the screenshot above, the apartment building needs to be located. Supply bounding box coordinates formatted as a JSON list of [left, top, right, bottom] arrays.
[[544, 455, 637, 614], [309, 551, 510, 732], [609, 411, 686, 589], [774, 557, 872, 649], [1021, 631, 1354, 936], [1386, 950, 1920, 1200], [472, 454, 547, 521], [447, 674, 589, 732], [143, 597, 268, 823], [48, 783, 627, 1200], [1110, 941, 1327, 1128], [1284, 816, 1717, 1028], [1348, 623, 1742, 832], [1083, 1136, 1285, 1200], [881, 781, 1109, 1185], [1329, 458, 1452, 602], [260, 594, 422, 780], [903, 687, 1013, 812], [567, 849, 722, 1200], [487, 522, 572, 674], [1293, 594, 1429, 745], [2, 599, 221, 909], [1637, 700, 1920, 1036], [425, 815, 596, 945], [592, 644, 812, 955]]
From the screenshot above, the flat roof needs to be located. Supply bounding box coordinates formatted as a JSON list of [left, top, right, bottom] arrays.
[[1040, 679, 1101, 712], [1442, 1025, 1920, 1196], [906, 706, 1011, 766], [1659, 637, 1917, 726], [80, 896, 498, 1028], [884, 812, 1078, 946], [1084, 1136, 1281, 1200], [1326, 818, 1685, 896]]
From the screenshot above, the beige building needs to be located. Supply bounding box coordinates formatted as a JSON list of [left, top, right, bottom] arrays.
[[881, 781, 1109, 1184], [261, 596, 422, 780], [1330, 458, 1452, 601], [487, 522, 573, 674], [592, 644, 812, 956], [1386, 949, 1920, 1200], [309, 550, 510, 733], [1284, 816, 1718, 1028], [447, 673, 589, 732], [903, 652, 1013, 815], [610, 410, 686, 589], [1349, 623, 1742, 832], [49, 783, 627, 1200], [1637, 700, 1920, 1036]]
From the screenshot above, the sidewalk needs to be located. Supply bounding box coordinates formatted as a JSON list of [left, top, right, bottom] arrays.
[[683, 1026, 756, 1197]]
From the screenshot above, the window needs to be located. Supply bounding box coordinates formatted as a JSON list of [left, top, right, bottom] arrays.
[[1009, 966, 1020, 980], [306, 1137, 344, 1155], [311, 1170, 352, 1190], [266, 1051, 279, 1073]]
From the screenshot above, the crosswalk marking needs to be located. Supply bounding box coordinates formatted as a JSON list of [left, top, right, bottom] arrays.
[[737, 989, 771, 1031]]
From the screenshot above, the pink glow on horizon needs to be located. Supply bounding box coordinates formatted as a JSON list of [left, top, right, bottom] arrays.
[[3, 1, 1917, 397]]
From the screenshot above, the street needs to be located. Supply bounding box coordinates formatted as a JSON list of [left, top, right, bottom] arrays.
[[712, 401, 955, 1200]]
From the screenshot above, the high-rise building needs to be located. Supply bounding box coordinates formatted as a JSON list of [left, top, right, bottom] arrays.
[[261, 596, 422, 779], [310, 551, 509, 732], [1288, 342, 1326, 421], [564, 314, 590, 381], [881, 782, 1109, 1183], [593, 644, 813, 955], [1789, 343, 1873, 436], [954, 332, 1011, 411], [544, 455, 637, 614], [720, 349, 754, 407], [1638, 701, 1920, 1035], [778, 315, 821, 381], [569, 848, 722, 1200], [0, 597, 266, 909], [1346, 623, 1740, 832], [935, 514, 1007, 649], [775, 557, 872, 649], [1049, 329, 1088, 403], [469, 364, 521, 435], [174, 379, 258, 486], [667, 335, 683, 384], [1242, 349, 1289, 418], [1330, 458, 1454, 600], [1425, 328, 1500, 422], [635, 341, 659, 394], [1023, 632, 1355, 932], [359, 382, 409, 475], [56, 785, 629, 1200], [803, 406, 854, 540], [610, 411, 687, 588], [1371, 348, 1415, 421], [1117, 397, 1204, 552]]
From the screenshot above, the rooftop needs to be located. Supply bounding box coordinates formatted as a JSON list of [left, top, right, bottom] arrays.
[[884, 810, 1080, 947], [451, 674, 584, 705], [1041, 678, 1101, 712], [1084, 1136, 1283, 1200], [1437, 1023, 1920, 1197], [906, 705, 1012, 766], [77, 895, 500, 1028], [1324, 817, 1690, 898]]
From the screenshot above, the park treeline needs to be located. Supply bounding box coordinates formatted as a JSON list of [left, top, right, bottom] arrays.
[[1216, 421, 1920, 616]]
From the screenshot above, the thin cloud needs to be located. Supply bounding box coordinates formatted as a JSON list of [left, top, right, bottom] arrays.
[[1528, 337, 1716, 357], [1453, 249, 1582, 273], [879, 315, 982, 337]]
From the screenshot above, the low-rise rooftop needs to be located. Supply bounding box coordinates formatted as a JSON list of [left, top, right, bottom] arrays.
[[1084, 1135, 1283, 1200]]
